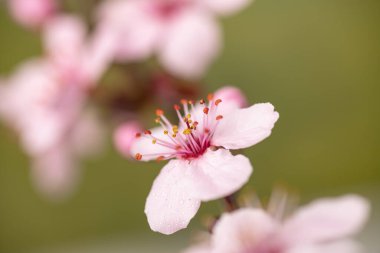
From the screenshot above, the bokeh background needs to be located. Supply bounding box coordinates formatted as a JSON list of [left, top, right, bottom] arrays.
[[0, 0, 379, 252]]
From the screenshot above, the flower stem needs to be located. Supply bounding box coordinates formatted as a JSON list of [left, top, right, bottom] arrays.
[[223, 194, 238, 212]]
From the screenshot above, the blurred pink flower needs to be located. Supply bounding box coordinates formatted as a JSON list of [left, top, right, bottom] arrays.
[[131, 87, 279, 234], [114, 121, 143, 158], [0, 58, 104, 200], [184, 195, 370, 253], [43, 15, 115, 88], [8, 0, 57, 28], [214, 86, 248, 109], [96, 0, 252, 79], [0, 15, 110, 199]]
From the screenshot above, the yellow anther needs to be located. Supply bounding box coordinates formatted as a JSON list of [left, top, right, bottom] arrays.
[[186, 114, 191, 119], [183, 128, 192, 135], [172, 134, 177, 138], [152, 139, 157, 144], [164, 130, 169, 135]]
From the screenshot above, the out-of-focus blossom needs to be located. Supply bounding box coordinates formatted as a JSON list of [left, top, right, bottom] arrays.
[[0, 59, 104, 200], [114, 121, 143, 158], [43, 15, 115, 88], [0, 15, 110, 200], [96, 0, 252, 79], [7, 0, 57, 29], [183, 243, 211, 253], [214, 86, 248, 110], [183, 195, 370, 253], [131, 86, 279, 234]]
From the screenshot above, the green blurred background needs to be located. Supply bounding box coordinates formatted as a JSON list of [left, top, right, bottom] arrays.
[[0, 0, 379, 252]]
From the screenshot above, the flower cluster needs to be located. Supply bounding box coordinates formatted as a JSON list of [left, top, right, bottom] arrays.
[[1, 0, 251, 199], [0, 1, 371, 252]]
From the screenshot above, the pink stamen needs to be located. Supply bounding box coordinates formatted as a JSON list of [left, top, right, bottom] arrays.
[[135, 97, 224, 161]]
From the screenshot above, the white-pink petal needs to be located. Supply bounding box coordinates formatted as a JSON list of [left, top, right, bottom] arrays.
[[286, 240, 363, 253], [212, 103, 279, 150], [211, 208, 278, 253], [188, 148, 253, 201], [214, 86, 248, 112], [201, 0, 252, 16], [113, 121, 142, 158], [43, 15, 86, 67], [282, 195, 370, 245], [182, 243, 211, 253], [8, 0, 57, 28], [31, 147, 79, 200], [81, 27, 118, 85], [145, 159, 201, 234], [159, 9, 221, 79], [70, 110, 104, 157], [97, 0, 162, 61], [129, 127, 174, 161]]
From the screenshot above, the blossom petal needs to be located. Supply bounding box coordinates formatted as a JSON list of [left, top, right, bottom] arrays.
[[211, 208, 278, 253], [8, 0, 57, 28], [282, 195, 370, 245], [188, 148, 253, 201], [212, 103, 279, 150], [286, 240, 363, 253], [145, 159, 201, 234], [70, 110, 104, 157], [201, 0, 252, 16], [31, 147, 79, 200], [113, 121, 142, 158], [182, 243, 211, 253], [43, 15, 86, 66], [129, 127, 174, 161], [159, 9, 221, 79], [96, 0, 162, 61], [214, 86, 248, 111], [81, 27, 117, 85]]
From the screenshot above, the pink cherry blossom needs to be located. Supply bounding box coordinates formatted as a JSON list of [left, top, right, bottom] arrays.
[[43, 15, 115, 88], [7, 0, 57, 29], [96, 0, 252, 79], [214, 86, 248, 109], [131, 87, 279, 234], [114, 121, 143, 158], [0, 59, 104, 200], [184, 195, 370, 253]]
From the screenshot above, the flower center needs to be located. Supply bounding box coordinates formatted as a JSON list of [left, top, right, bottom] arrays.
[[135, 94, 224, 161], [150, 0, 188, 20]]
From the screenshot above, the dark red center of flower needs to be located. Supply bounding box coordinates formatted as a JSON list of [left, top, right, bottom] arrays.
[[134, 95, 224, 161]]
